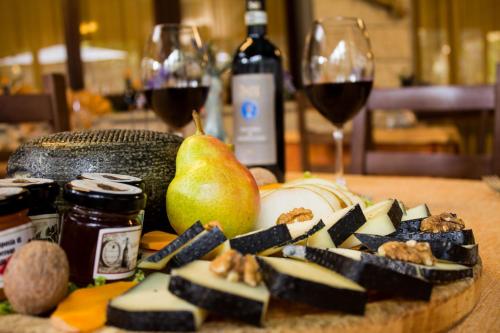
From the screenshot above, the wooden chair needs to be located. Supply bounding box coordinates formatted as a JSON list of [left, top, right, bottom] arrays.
[[0, 73, 70, 132], [350, 64, 500, 178], [0, 73, 69, 176]]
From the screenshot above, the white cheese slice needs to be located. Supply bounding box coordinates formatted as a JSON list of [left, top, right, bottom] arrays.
[[259, 257, 364, 291], [307, 207, 351, 248], [109, 273, 206, 330], [341, 200, 400, 248], [172, 260, 270, 304], [139, 230, 208, 270], [403, 204, 431, 221]]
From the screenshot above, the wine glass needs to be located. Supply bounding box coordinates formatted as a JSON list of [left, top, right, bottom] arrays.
[[302, 17, 374, 184], [141, 24, 209, 132]]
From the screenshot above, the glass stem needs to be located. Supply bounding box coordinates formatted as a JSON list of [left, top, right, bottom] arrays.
[[332, 126, 345, 186]]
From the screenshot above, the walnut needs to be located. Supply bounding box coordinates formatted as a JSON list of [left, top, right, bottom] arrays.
[[378, 240, 436, 266], [420, 213, 465, 233], [276, 208, 314, 225], [209, 250, 262, 286], [204, 221, 224, 232], [243, 255, 262, 287]]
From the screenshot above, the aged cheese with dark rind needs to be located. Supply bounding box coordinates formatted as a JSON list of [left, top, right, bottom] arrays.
[[283, 245, 432, 300], [355, 233, 478, 266], [7, 129, 182, 232], [107, 273, 205, 332], [257, 257, 366, 314], [359, 251, 473, 283], [390, 229, 475, 246], [169, 261, 270, 326], [327, 204, 366, 246]]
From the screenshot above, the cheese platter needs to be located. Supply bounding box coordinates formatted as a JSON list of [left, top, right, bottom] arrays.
[[0, 114, 483, 333]]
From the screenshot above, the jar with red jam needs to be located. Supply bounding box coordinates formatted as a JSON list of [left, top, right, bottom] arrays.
[[0, 187, 32, 299], [0, 178, 60, 242], [59, 179, 146, 286]]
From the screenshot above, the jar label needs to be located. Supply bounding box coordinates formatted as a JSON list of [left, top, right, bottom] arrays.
[[30, 213, 60, 243], [92, 225, 142, 280], [0, 222, 34, 288]]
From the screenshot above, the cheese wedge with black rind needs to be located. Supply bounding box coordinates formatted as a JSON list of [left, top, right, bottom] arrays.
[[360, 252, 473, 283], [260, 220, 325, 256], [340, 199, 403, 248], [327, 204, 366, 246], [230, 224, 290, 254], [402, 204, 431, 221], [107, 273, 205, 332], [257, 256, 366, 314], [391, 229, 475, 246], [355, 233, 479, 266], [230, 219, 322, 255], [307, 206, 364, 248], [283, 245, 432, 300], [144, 221, 205, 264], [169, 227, 227, 268], [169, 260, 269, 326]]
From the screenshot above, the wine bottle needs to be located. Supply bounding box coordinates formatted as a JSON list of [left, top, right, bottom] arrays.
[[231, 0, 285, 181]]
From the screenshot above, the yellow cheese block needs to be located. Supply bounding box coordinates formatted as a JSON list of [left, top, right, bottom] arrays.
[[140, 231, 178, 250], [50, 281, 136, 332]]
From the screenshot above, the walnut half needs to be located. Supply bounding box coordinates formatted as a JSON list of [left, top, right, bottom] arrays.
[[420, 213, 465, 233], [209, 250, 262, 287], [276, 208, 314, 225], [378, 240, 436, 266]]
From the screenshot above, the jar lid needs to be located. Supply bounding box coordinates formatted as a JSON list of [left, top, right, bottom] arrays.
[[78, 173, 144, 190], [0, 178, 59, 204], [0, 187, 30, 215], [64, 179, 146, 213]]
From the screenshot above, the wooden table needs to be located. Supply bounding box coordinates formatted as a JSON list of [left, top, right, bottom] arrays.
[[0, 175, 499, 332]]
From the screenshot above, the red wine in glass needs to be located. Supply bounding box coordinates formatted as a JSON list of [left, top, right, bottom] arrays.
[[302, 17, 374, 183], [305, 81, 373, 126], [151, 86, 209, 129]]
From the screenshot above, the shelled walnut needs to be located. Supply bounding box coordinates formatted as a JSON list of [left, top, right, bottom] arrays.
[[420, 213, 465, 233], [209, 250, 262, 287], [276, 208, 314, 225], [378, 240, 436, 266]]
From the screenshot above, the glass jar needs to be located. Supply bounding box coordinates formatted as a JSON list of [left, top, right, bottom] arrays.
[[0, 187, 32, 299], [78, 173, 146, 224], [78, 173, 144, 190], [0, 178, 60, 242], [60, 179, 146, 286]]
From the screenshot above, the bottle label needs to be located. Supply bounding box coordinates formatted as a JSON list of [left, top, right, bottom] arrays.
[[245, 11, 267, 25], [0, 223, 34, 288], [30, 213, 59, 243], [92, 225, 142, 281], [232, 73, 277, 165]]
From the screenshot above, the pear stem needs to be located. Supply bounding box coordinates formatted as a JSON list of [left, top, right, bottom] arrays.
[[192, 110, 205, 135]]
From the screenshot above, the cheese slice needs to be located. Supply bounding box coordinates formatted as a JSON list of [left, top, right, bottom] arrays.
[[107, 273, 206, 331], [172, 260, 269, 302], [402, 204, 431, 221], [170, 260, 270, 325], [341, 199, 402, 248], [260, 257, 364, 291]]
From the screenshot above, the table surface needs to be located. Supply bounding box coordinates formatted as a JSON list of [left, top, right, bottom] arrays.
[[0, 174, 499, 333]]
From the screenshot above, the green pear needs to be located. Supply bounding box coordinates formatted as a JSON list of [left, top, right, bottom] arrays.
[[166, 111, 260, 238]]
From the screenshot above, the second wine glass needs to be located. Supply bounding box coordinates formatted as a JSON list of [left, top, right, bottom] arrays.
[[142, 24, 209, 132], [302, 17, 374, 184]]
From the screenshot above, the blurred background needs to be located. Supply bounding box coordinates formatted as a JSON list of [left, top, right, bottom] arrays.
[[0, 0, 499, 174]]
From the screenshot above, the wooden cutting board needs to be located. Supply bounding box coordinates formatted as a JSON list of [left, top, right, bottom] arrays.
[[0, 262, 482, 333]]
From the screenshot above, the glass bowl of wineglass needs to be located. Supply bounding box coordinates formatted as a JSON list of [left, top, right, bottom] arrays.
[[142, 24, 209, 132], [302, 17, 374, 184]]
